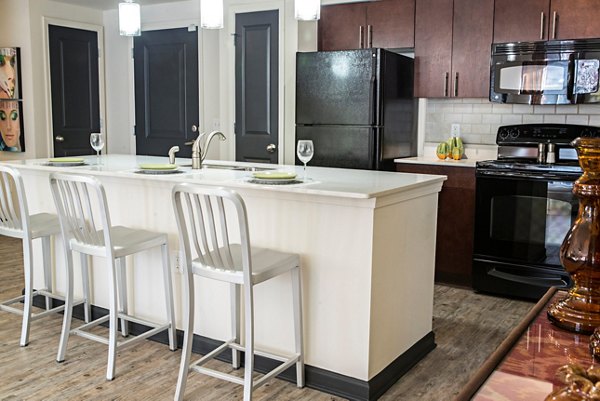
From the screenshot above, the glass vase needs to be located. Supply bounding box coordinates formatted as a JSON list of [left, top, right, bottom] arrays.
[[547, 137, 600, 334]]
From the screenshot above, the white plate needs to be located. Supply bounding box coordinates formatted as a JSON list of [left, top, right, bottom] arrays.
[[135, 168, 182, 175], [45, 161, 86, 167], [248, 177, 301, 185]]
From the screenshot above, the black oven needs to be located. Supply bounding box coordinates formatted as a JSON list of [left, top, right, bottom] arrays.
[[473, 124, 600, 300], [473, 169, 576, 299]]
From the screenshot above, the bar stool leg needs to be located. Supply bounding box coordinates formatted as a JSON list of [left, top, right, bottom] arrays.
[[20, 238, 34, 347], [116, 257, 128, 337], [42, 236, 52, 311], [292, 267, 304, 387], [231, 283, 240, 369], [242, 285, 255, 401], [57, 251, 75, 362], [80, 253, 91, 323], [174, 267, 196, 401], [107, 258, 119, 381], [160, 244, 176, 351]]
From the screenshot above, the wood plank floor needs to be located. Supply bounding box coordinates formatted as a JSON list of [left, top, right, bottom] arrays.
[[0, 236, 533, 400]]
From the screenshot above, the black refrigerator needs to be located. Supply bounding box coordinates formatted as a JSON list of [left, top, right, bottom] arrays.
[[295, 48, 417, 171]]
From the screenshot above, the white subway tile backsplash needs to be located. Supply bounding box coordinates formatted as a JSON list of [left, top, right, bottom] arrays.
[[463, 114, 482, 124], [534, 105, 556, 114], [453, 104, 473, 113], [512, 104, 533, 114], [481, 114, 502, 124], [578, 105, 600, 115], [472, 104, 493, 114], [471, 124, 492, 134], [424, 99, 598, 145], [543, 114, 566, 123], [589, 116, 600, 126], [492, 104, 513, 114], [501, 114, 523, 125], [522, 114, 545, 124], [444, 114, 462, 123], [556, 105, 579, 114], [566, 115, 590, 125]]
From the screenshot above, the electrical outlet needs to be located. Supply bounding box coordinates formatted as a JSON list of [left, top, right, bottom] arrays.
[[451, 123, 461, 137]]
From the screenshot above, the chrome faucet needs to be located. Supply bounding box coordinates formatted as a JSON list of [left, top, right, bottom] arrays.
[[191, 131, 226, 169], [168, 146, 179, 165]]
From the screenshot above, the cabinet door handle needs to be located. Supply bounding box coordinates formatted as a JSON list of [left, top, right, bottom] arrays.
[[444, 72, 449, 97], [367, 25, 373, 48], [454, 72, 459, 97], [359, 25, 364, 48], [551, 11, 557, 39], [540, 12, 545, 40]]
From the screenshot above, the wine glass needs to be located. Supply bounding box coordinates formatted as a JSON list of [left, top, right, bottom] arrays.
[[90, 132, 105, 164], [297, 140, 314, 181]]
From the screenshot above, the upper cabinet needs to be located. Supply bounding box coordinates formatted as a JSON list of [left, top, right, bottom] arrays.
[[318, 0, 415, 51], [494, 0, 600, 43], [414, 0, 494, 98]]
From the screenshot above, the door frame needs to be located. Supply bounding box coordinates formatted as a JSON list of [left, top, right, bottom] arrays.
[[128, 19, 204, 155], [226, 1, 286, 164], [42, 17, 107, 157]]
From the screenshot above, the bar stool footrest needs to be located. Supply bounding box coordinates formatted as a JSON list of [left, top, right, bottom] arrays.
[[189, 340, 301, 390], [0, 290, 83, 320], [71, 313, 172, 350]]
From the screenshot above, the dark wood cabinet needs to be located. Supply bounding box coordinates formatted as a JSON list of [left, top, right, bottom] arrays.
[[318, 0, 415, 51], [414, 0, 494, 98], [494, 0, 600, 43], [396, 163, 476, 288]]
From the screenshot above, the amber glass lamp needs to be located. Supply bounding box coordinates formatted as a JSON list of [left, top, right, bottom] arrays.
[[547, 137, 600, 334]]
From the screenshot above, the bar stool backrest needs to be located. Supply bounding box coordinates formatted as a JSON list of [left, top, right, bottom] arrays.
[[172, 184, 252, 279], [0, 165, 29, 238], [49, 173, 113, 254]]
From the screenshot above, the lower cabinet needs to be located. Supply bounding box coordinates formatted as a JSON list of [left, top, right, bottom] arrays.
[[396, 163, 475, 287]]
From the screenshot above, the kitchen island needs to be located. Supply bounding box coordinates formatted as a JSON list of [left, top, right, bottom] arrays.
[[5, 155, 445, 401]]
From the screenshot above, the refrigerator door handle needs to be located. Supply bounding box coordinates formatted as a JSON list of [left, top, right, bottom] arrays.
[[369, 74, 377, 125]]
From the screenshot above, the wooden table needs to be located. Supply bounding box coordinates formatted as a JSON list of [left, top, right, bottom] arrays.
[[455, 288, 597, 401]]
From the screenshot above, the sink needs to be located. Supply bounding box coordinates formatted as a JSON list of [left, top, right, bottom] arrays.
[[179, 163, 275, 172]]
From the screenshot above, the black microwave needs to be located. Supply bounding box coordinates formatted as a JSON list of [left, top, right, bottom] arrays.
[[490, 39, 600, 105]]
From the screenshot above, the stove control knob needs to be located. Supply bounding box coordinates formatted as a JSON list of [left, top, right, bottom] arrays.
[[509, 128, 519, 139], [499, 128, 509, 140]]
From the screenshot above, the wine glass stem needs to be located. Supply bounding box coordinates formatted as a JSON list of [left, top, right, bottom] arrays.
[[96, 150, 100, 164], [303, 162, 307, 181]]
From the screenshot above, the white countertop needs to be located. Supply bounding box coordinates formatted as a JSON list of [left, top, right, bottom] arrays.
[[395, 143, 498, 168], [5, 154, 446, 200]]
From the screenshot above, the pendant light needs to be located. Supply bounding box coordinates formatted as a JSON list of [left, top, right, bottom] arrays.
[[295, 0, 321, 21], [119, 0, 141, 36], [200, 0, 224, 29]]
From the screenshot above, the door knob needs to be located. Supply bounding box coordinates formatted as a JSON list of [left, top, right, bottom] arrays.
[[266, 143, 277, 153], [55, 136, 64, 142], [191, 125, 198, 132]]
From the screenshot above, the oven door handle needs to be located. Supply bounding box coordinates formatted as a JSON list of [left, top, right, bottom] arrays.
[[488, 268, 568, 288]]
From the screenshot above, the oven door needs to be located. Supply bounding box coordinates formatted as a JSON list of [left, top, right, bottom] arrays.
[[473, 173, 576, 298]]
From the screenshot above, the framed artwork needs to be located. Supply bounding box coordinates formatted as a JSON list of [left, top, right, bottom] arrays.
[[0, 47, 24, 152]]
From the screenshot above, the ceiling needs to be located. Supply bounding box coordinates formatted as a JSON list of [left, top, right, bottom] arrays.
[[51, 0, 186, 11]]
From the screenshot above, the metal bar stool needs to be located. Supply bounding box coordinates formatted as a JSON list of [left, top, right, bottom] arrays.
[[172, 183, 304, 401], [49, 172, 176, 380], [0, 165, 89, 346]]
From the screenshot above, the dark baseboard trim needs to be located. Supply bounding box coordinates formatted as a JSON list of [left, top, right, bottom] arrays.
[[31, 294, 435, 401]]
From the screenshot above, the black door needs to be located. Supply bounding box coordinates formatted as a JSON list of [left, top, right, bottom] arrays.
[[49, 25, 100, 157], [235, 10, 279, 163], [134, 28, 198, 157]]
